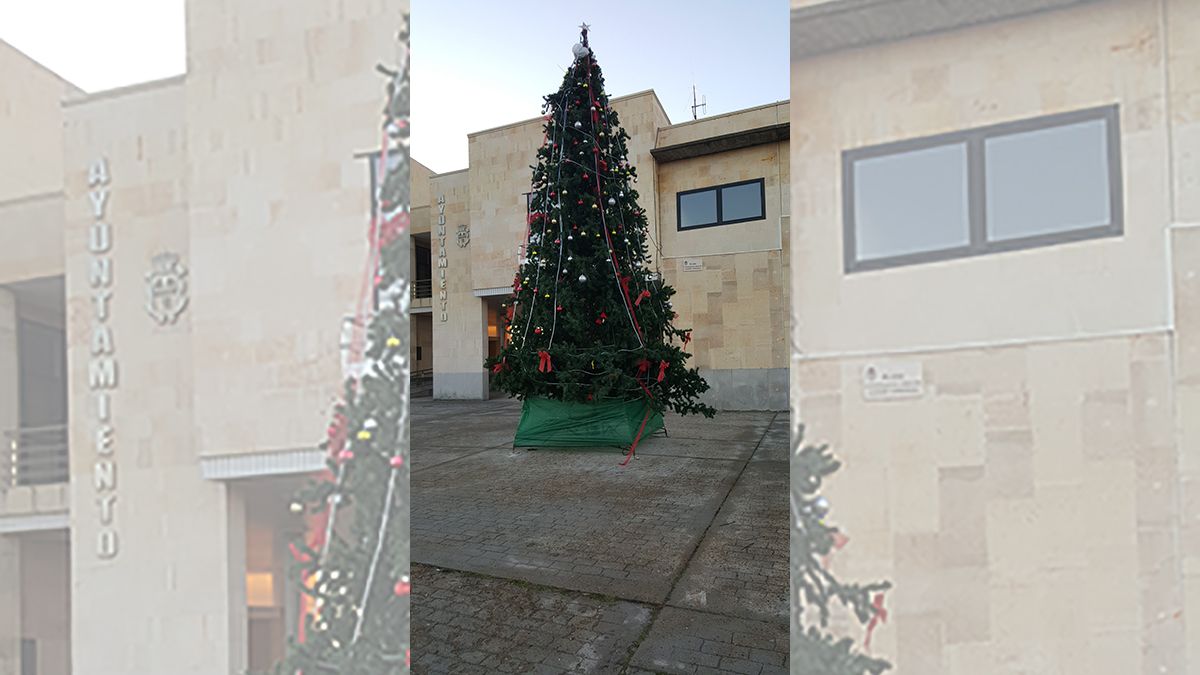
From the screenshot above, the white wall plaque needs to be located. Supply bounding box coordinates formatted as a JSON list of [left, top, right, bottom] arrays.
[[681, 258, 703, 272], [862, 361, 923, 401]]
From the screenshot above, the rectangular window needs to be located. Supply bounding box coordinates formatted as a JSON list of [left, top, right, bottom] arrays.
[[676, 178, 766, 230], [842, 104, 1122, 272]]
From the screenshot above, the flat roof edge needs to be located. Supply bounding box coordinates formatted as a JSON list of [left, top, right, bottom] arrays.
[[63, 74, 186, 107], [791, 0, 1103, 60]]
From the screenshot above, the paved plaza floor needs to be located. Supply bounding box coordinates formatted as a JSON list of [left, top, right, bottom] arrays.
[[410, 397, 789, 675]]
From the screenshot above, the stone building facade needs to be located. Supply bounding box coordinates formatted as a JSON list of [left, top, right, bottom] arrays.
[[791, 0, 1200, 672], [0, 0, 407, 672]]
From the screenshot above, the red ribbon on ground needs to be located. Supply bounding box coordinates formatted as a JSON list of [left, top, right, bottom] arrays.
[[620, 405, 653, 467], [864, 593, 888, 650], [537, 350, 553, 373], [656, 360, 668, 383], [635, 290, 651, 306]]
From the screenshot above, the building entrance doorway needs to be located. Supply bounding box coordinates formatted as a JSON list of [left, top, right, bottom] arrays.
[[484, 296, 509, 397]]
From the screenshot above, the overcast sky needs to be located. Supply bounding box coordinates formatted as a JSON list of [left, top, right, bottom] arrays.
[[0, 1, 788, 173], [0, 1, 186, 91]]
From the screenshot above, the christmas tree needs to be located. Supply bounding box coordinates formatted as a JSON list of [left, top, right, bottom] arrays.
[[277, 14, 411, 675], [485, 25, 714, 456], [792, 429, 892, 674]]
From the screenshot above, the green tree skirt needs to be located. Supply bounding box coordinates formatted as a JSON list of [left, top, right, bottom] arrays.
[[513, 397, 663, 450]]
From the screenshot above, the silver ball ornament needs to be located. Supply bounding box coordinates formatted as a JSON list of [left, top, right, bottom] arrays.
[[608, 197, 616, 205], [574, 121, 582, 129], [578, 274, 587, 282]]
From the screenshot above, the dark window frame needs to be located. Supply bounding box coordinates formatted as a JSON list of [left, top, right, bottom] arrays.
[[676, 178, 767, 231], [842, 104, 1123, 273]]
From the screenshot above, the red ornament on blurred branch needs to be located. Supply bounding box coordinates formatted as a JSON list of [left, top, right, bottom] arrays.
[[378, 210, 409, 248], [393, 576, 411, 596]]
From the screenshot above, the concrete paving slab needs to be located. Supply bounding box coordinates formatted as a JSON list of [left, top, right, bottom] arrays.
[[750, 416, 789, 463], [412, 448, 743, 603], [635, 437, 759, 462], [669, 461, 789, 623], [410, 398, 789, 672], [661, 412, 776, 443]]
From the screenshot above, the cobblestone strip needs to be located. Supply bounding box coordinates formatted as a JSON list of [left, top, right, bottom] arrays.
[[628, 606, 789, 675], [411, 563, 651, 674]]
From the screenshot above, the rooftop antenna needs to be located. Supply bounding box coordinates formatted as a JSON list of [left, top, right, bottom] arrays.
[[691, 83, 707, 120]]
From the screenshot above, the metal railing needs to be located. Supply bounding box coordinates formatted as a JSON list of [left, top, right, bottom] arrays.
[[412, 279, 432, 299], [2, 424, 69, 489]]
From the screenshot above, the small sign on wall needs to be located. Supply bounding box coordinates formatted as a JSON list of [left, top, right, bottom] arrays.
[[681, 258, 703, 272], [861, 361, 923, 401]]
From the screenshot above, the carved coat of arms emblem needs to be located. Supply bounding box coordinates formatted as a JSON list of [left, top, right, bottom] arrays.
[[457, 224, 470, 248], [145, 252, 189, 326]]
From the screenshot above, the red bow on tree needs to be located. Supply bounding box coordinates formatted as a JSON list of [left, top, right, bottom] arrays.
[[379, 210, 409, 248], [683, 330, 692, 349], [864, 593, 888, 650], [635, 290, 651, 306], [657, 360, 668, 383], [537, 350, 553, 373], [595, 312, 607, 325], [287, 541, 312, 563], [326, 412, 349, 456], [636, 358, 650, 378], [492, 357, 506, 374]]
